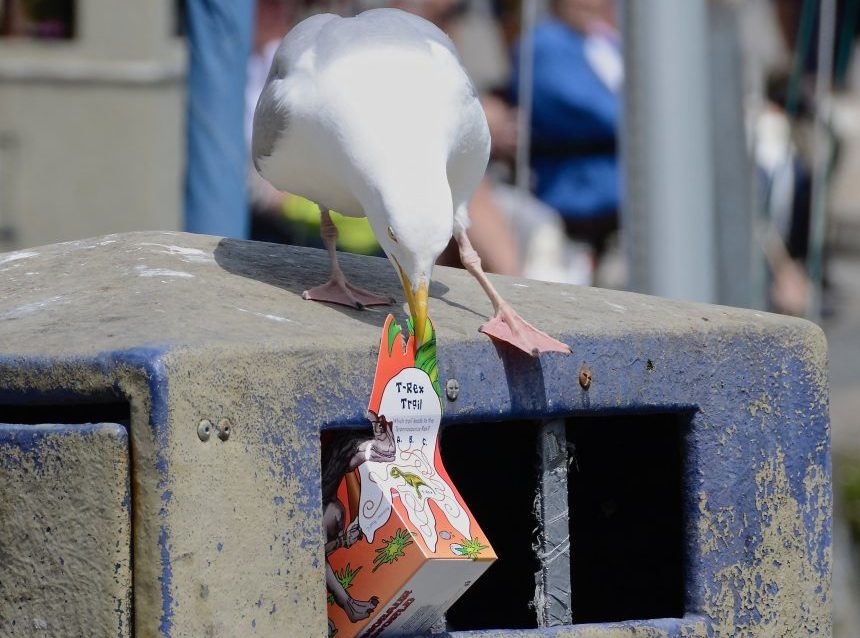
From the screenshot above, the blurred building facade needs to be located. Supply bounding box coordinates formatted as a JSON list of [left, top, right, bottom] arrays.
[[0, 0, 186, 252]]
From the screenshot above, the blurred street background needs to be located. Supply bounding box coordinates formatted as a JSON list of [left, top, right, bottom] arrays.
[[1, 0, 859, 632]]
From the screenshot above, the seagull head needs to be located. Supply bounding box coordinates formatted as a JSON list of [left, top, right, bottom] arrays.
[[373, 207, 452, 347]]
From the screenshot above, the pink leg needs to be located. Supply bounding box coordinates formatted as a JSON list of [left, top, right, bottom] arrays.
[[303, 208, 393, 309], [456, 230, 571, 357]]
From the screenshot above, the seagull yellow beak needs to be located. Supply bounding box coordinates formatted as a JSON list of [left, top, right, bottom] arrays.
[[397, 266, 429, 346]]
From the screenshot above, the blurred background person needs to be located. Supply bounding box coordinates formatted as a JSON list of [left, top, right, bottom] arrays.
[[511, 0, 621, 282], [185, 0, 254, 238]]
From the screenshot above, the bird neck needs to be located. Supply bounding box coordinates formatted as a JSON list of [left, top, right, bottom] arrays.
[[375, 170, 452, 220]]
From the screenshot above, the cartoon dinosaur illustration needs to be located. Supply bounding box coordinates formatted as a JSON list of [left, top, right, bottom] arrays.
[[321, 413, 393, 623], [390, 466, 428, 497]]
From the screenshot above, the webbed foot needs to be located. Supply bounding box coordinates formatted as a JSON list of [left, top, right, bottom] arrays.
[[302, 279, 393, 310], [479, 302, 571, 357]]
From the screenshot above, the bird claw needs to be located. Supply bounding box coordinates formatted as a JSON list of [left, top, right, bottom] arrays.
[[302, 279, 392, 309], [479, 306, 571, 356]]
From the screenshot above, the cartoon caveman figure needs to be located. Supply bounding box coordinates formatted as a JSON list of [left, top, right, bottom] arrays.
[[320, 411, 394, 625]]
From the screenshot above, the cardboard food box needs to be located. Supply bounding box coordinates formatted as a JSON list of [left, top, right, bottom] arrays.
[[322, 316, 496, 638]]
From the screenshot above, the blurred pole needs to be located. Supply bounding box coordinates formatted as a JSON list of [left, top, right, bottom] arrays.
[[515, 0, 538, 191], [808, 0, 837, 318], [708, 0, 762, 309], [184, 0, 254, 239], [620, 0, 716, 303]]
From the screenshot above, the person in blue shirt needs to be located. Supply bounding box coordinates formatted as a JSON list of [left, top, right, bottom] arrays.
[[512, 0, 622, 258]]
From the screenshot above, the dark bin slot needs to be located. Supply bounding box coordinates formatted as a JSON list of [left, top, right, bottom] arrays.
[[0, 401, 131, 426], [566, 414, 687, 624], [441, 420, 541, 631]]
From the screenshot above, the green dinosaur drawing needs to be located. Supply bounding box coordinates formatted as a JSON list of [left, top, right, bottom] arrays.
[[390, 466, 428, 497]]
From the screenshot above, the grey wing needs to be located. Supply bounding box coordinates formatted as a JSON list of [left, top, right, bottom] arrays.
[[252, 13, 340, 170], [251, 79, 286, 171]]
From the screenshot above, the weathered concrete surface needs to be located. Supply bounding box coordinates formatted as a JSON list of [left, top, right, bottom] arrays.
[[0, 423, 131, 637], [0, 232, 830, 637], [0, 231, 825, 356]]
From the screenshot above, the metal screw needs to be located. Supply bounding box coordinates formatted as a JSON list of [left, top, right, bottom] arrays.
[[445, 378, 460, 401], [197, 419, 212, 442], [217, 418, 232, 441], [578, 367, 592, 390]]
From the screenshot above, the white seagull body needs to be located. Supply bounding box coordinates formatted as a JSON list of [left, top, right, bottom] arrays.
[[254, 10, 485, 232], [253, 8, 569, 355]]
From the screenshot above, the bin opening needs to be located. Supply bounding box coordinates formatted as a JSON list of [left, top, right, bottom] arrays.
[[0, 401, 130, 425], [441, 420, 542, 630], [440, 413, 688, 631], [566, 414, 687, 624]]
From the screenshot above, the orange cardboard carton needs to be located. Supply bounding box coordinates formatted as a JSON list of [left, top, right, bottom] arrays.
[[322, 316, 496, 637]]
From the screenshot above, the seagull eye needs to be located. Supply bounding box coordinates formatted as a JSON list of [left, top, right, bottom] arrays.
[[387, 226, 398, 243]]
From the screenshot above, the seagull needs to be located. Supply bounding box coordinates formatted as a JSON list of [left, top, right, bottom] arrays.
[[252, 8, 570, 356]]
